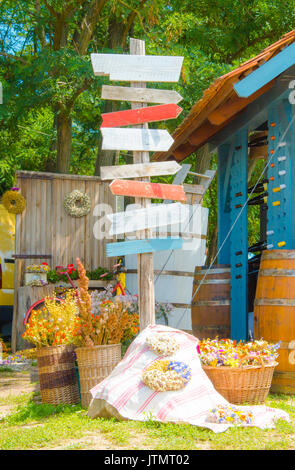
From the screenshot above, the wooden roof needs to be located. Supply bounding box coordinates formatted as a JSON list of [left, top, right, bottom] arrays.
[[153, 29, 295, 162]]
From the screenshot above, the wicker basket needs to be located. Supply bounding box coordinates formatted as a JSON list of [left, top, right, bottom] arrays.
[[202, 361, 278, 405], [75, 344, 122, 408], [36, 344, 80, 405]]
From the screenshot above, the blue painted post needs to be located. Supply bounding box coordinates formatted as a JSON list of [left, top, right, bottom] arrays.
[[217, 143, 232, 264], [267, 99, 295, 249], [229, 130, 249, 341]]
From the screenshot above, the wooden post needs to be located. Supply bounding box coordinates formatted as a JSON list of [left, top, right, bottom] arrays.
[[130, 38, 155, 329]]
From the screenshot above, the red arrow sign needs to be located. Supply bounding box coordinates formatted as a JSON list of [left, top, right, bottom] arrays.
[[109, 179, 186, 202], [101, 103, 182, 128]]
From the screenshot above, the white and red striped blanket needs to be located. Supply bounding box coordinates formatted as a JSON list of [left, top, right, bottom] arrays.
[[88, 325, 289, 433]]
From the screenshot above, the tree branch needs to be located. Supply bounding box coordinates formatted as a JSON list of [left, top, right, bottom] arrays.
[[74, 0, 108, 55], [0, 52, 27, 64]]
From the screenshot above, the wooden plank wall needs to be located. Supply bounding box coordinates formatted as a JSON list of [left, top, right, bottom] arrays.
[[15, 171, 116, 275]]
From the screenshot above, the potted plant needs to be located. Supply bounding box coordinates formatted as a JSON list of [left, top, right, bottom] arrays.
[[22, 292, 80, 405], [74, 258, 138, 408]]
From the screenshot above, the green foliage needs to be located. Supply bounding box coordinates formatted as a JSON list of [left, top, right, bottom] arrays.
[[0, 0, 294, 245], [46, 266, 113, 284]]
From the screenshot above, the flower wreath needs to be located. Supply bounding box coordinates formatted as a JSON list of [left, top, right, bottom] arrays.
[[142, 359, 191, 392], [1, 189, 26, 214], [64, 190, 91, 218], [146, 334, 180, 356], [208, 405, 254, 425]]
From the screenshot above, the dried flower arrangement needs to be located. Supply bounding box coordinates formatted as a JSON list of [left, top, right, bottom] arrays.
[[22, 292, 80, 348], [74, 258, 137, 347]]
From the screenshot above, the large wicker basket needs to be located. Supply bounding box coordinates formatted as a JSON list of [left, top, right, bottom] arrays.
[[36, 344, 80, 405], [202, 361, 278, 405], [75, 344, 121, 408]]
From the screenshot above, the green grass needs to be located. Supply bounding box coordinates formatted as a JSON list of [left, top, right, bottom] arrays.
[[0, 391, 295, 450]]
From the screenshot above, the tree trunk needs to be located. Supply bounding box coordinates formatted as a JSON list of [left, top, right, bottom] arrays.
[[56, 111, 72, 173]]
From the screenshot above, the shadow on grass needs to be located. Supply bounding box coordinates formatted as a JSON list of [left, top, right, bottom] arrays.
[[4, 395, 82, 425]]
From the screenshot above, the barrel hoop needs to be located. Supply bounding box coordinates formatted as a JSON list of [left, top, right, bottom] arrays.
[[192, 300, 230, 306], [262, 251, 295, 260], [259, 269, 295, 277], [273, 371, 295, 380], [194, 279, 230, 285], [193, 325, 230, 331], [255, 298, 295, 306], [170, 303, 191, 308], [126, 269, 194, 277], [195, 268, 231, 275]]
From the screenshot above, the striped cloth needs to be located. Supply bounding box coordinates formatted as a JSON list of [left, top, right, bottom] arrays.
[[88, 325, 289, 433]]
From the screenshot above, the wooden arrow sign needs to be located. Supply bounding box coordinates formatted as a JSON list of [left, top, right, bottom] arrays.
[[106, 237, 184, 257], [101, 128, 174, 152], [107, 202, 189, 236], [91, 54, 183, 82], [101, 104, 182, 128], [101, 85, 183, 104], [100, 161, 181, 180], [109, 179, 186, 202]]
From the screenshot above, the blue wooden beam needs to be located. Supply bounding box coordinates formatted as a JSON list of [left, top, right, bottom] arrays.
[[217, 143, 232, 264], [106, 237, 184, 257], [229, 130, 248, 341], [234, 42, 295, 98], [267, 100, 295, 249]]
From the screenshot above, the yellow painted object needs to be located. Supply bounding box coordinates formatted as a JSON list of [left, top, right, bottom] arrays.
[[0, 203, 15, 307], [116, 272, 126, 295]]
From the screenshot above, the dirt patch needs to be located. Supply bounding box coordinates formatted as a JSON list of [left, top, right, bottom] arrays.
[[0, 366, 39, 399], [46, 432, 155, 450]]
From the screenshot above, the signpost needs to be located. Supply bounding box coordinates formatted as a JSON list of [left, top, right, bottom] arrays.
[[92, 38, 184, 330], [101, 103, 182, 127], [100, 161, 181, 180], [109, 179, 186, 202], [91, 53, 183, 82], [106, 238, 184, 257], [101, 128, 174, 152], [107, 202, 189, 236], [101, 85, 183, 104]]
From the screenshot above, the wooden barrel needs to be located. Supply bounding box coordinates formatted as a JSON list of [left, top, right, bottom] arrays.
[[191, 265, 231, 339], [254, 250, 295, 394]]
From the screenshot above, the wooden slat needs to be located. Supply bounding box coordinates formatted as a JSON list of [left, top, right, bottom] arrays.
[[108, 202, 189, 236], [101, 85, 183, 104], [101, 104, 182, 127], [101, 128, 174, 152], [109, 179, 186, 201], [100, 161, 181, 180], [91, 53, 184, 82], [106, 237, 184, 257], [234, 42, 295, 97]]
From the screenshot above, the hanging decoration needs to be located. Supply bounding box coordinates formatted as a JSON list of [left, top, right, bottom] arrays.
[[1, 188, 26, 214], [64, 190, 91, 218]]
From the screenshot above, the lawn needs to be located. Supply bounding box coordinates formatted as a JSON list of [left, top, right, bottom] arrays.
[[0, 367, 295, 450]]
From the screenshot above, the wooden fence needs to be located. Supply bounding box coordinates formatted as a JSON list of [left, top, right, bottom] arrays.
[[12, 170, 116, 351]]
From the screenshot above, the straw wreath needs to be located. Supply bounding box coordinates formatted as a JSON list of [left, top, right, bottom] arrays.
[[64, 190, 91, 218]]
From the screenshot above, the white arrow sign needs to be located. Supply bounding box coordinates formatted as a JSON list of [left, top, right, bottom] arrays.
[[101, 128, 174, 152], [107, 203, 189, 236], [101, 85, 183, 104], [100, 161, 182, 180], [91, 54, 183, 82]]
